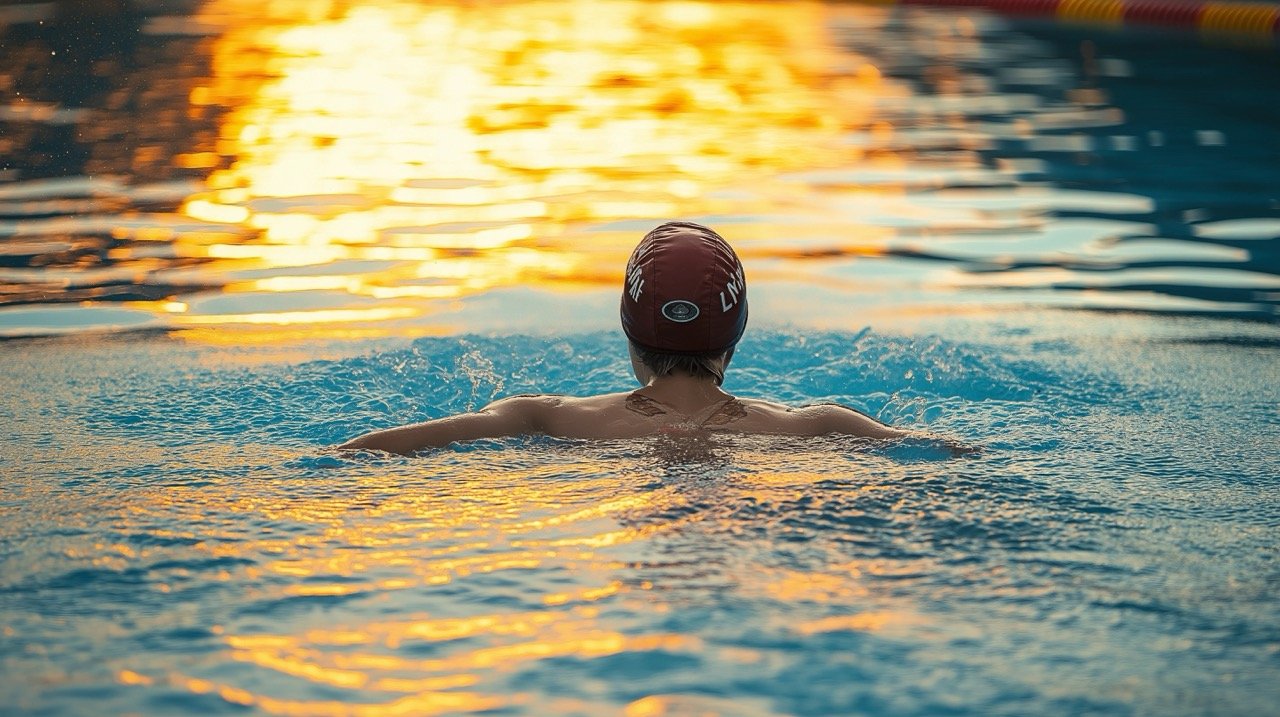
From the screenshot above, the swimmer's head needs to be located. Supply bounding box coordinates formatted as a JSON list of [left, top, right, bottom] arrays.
[[621, 221, 747, 384], [621, 221, 747, 354]]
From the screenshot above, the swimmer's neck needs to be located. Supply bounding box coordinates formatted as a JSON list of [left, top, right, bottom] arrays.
[[633, 371, 731, 414]]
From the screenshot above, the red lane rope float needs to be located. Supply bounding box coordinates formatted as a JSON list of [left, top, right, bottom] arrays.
[[893, 0, 1280, 38]]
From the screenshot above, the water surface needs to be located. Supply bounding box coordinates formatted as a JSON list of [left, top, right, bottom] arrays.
[[1, 0, 1276, 338], [2, 1, 1279, 716], [4, 326, 1279, 715]]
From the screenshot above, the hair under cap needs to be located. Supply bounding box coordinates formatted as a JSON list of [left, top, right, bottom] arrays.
[[620, 221, 747, 354]]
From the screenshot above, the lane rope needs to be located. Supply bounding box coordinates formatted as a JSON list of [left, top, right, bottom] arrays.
[[881, 0, 1280, 38]]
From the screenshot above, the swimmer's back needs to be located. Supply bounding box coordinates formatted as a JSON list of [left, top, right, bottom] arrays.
[[497, 392, 907, 441], [339, 390, 912, 455]]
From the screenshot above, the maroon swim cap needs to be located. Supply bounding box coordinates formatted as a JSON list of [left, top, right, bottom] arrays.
[[620, 221, 747, 355]]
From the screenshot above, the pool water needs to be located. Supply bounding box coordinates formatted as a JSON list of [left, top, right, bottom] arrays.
[[2, 1, 1280, 715], [4, 325, 1278, 715]]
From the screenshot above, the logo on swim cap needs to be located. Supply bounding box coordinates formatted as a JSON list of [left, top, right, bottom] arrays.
[[661, 299, 700, 323]]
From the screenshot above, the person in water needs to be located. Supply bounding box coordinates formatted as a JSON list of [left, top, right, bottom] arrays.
[[340, 221, 921, 455]]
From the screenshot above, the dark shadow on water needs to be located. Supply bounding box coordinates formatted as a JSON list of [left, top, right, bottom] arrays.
[[1056, 304, 1280, 325], [0, 1, 226, 183], [1153, 335, 1280, 348], [841, 10, 1280, 317]]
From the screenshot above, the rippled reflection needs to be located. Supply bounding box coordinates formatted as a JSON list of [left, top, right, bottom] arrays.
[[0, 427, 926, 714], [2, 1, 1277, 338], [71, 439, 925, 715], [152, 0, 877, 338]]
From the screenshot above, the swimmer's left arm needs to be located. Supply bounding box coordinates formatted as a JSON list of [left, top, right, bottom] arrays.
[[337, 395, 550, 456], [809, 403, 910, 440], [813, 404, 977, 455]]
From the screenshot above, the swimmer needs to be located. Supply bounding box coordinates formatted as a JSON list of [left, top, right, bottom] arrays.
[[340, 221, 936, 455]]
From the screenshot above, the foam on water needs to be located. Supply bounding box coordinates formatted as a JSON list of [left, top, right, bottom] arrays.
[[79, 330, 1087, 448]]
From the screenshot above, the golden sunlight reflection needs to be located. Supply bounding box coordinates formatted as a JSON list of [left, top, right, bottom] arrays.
[[103, 445, 922, 712], [164, 0, 887, 339], [134, 670, 506, 717]]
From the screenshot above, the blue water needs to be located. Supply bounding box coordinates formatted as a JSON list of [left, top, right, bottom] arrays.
[[4, 325, 1279, 715], [3, 1, 1280, 715]]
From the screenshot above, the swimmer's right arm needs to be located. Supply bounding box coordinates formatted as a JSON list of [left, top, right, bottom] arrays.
[[337, 395, 549, 456], [809, 403, 977, 455]]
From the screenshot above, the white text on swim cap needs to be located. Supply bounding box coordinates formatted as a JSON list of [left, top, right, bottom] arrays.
[[719, 266, 745, 312], [626, 264, 644, 302]]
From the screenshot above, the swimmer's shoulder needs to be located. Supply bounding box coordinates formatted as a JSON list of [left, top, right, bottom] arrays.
[[731, 398, 907, 439], [484, 391, 640, 438], [488, 392, 631, 412]]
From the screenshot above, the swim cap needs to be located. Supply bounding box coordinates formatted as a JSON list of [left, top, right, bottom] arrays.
[[621, 221, 747, 355]]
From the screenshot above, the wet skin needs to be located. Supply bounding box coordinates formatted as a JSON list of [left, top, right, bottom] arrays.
[[339, 368, 915, 456]]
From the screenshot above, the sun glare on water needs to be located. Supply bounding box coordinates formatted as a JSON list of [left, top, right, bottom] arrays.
[[159, 0, 888, 340]]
